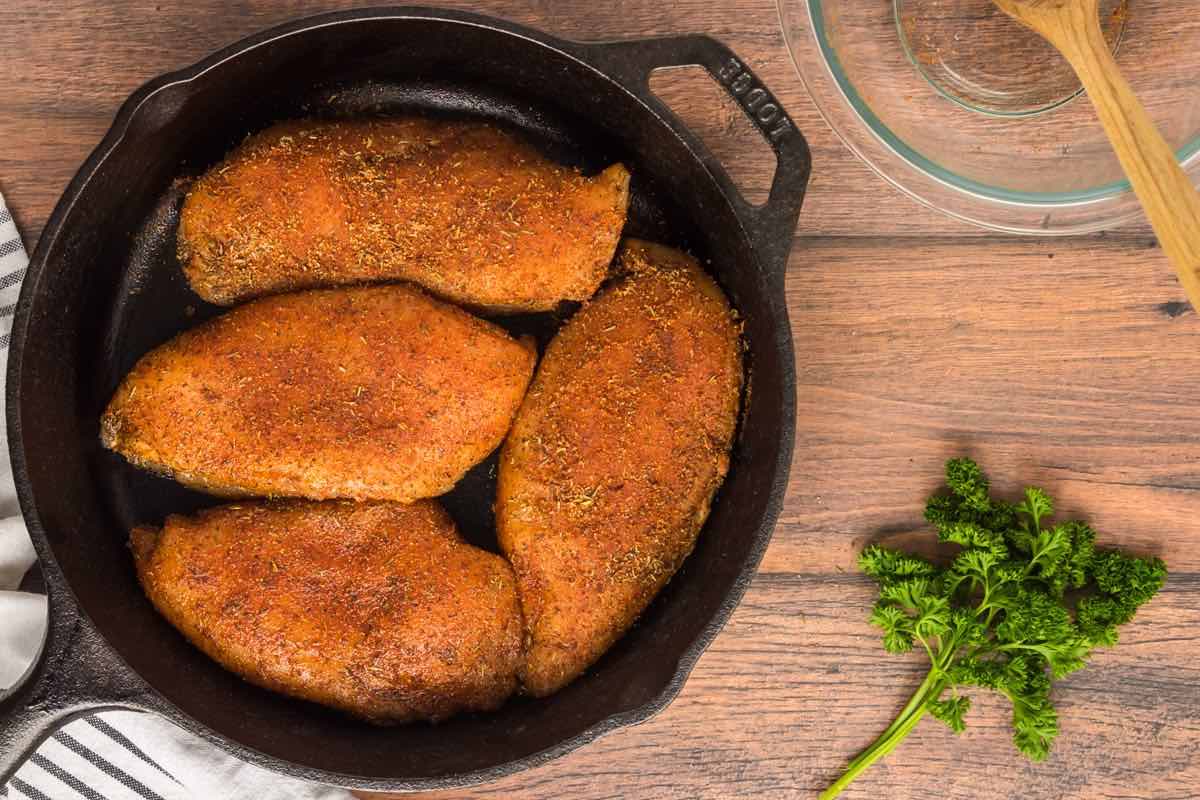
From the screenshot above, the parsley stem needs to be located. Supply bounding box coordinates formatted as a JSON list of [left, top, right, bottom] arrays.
[[820, 668, 945, 799], [868, 667, 940, 749], [820, 695, 933, 799]]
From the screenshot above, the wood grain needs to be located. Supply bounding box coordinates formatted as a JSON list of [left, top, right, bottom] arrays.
[[1, 3, 1197, 799], [772, 236, 1200, 576]]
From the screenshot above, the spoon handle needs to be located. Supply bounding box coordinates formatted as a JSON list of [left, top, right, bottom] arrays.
[[1049, 9, 1200, 309]]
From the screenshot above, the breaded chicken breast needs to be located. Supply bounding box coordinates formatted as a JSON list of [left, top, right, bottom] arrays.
[[496, 239, 742, 696], [101, 284, 535, 502], [178, 118, 630, 311], [132, 500, 523, 722]]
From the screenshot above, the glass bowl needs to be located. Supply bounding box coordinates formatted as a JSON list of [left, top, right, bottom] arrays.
[[778, 0, 1200, 234]]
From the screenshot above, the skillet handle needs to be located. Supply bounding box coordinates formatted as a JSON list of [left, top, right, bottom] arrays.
[[574, 34, 811, 280], [0, 568, 154, 783]]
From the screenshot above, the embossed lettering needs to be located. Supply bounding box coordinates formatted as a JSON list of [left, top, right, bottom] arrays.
[[717, 57, 743, 83], [715, 61, 793, 142], [744, 88, 768, 111]]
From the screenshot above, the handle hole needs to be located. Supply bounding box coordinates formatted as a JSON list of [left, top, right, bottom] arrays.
[[648, 65, 777, 207]]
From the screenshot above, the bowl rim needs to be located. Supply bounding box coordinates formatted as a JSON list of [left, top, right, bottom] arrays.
[[778, 0, 1200, 234]]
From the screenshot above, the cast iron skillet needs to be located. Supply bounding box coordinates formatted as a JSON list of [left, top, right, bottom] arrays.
[[0, 7, 808, 791]]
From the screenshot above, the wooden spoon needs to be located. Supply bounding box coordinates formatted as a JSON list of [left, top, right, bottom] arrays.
[[992, 0, 1200, 310]]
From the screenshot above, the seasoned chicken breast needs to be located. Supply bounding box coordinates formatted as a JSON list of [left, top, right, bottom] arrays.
[[101, 284, 536, 502], [131, 500, 523, 723], [496, 239, 743, 696], [178, 118, 630, 311]]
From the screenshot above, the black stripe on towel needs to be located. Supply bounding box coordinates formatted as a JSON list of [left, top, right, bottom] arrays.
[[0, 238, 22, 259], [28, 754, 106, 800], [0, 268, 25, 292], [53, 731, 167, 800], [83, 716, 178, 784], [0, 207, 11, 226], [0, 304, 15, 317], [8, 779, 53, 800]]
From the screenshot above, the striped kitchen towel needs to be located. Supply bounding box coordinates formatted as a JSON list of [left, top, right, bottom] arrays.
[[0, 202, 25, 350], [0, 191, 352, 800]]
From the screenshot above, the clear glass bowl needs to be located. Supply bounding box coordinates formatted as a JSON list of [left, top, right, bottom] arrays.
[[778, 0, 1200, 234]]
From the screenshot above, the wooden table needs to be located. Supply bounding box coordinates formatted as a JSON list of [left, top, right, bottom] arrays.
[[3, 2, 1197, 798]]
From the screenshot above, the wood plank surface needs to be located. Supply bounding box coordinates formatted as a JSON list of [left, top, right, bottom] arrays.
[[1, 2, 1197, 799]]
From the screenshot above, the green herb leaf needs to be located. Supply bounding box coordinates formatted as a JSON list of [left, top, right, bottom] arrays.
[[929, 695, 971, 734], [1016, 487, 1054, 530]]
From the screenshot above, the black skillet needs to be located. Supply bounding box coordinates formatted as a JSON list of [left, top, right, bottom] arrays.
[[0, 7, 809, 791]]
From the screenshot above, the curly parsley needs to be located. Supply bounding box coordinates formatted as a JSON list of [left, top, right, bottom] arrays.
[[821, 458, 1167, 799]]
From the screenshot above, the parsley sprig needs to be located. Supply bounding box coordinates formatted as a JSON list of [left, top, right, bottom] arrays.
[[821, 458, 1167, 799]]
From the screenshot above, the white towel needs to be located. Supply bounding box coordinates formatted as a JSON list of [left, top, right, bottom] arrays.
[[0, 191, 353, 800]]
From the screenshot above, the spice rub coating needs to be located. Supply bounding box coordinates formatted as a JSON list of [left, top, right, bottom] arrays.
[[131, 499, 524, 723], [101, 284, 536, 502], [179, 117, 631, 311], [496, 239, 743, 697]]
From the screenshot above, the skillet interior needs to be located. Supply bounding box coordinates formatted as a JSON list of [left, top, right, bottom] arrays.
[[14, 14, 794, 786]]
